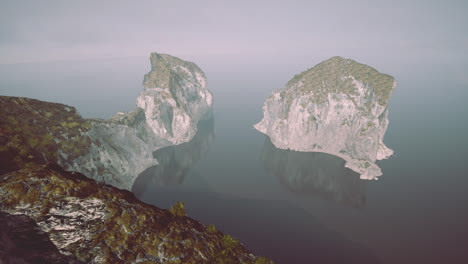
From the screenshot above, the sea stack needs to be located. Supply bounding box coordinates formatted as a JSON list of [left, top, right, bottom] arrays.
[[254, 56, 395, 179], [0, 53, 213, 189]]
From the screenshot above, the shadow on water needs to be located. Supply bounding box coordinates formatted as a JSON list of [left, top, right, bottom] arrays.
[[130, 116, 381, 263], [141, 187, 380, 264], [131, 117, 215, 196], [131, 125, 379, 263], [260, 137, 367, 208]]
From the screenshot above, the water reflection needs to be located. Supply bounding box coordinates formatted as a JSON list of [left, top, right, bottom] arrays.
[[132, 118, 214, 195], [140, 189, 380, 264], [261, 137, 366, 208]]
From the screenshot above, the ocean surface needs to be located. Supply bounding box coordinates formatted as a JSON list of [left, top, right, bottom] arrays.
[[1, 55, 467, 263]]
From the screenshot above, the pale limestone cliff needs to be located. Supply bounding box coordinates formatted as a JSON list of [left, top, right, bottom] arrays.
[[0, 53, 213, 190], [68, 53, 213, 189], [139, 53, 213, 144], [255, 56, 395, 179]]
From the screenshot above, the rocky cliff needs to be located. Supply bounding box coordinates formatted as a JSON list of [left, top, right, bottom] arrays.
[[140, 53, 213, 145], [0, 211, 83, 264], [0, 53, 213, 189], [0, 164, 272, 264], [254, 56, 395, 179]]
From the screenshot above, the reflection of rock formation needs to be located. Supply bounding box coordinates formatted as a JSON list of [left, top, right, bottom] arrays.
[[261, 137, 366, 208], [255, 56, 395, 179], [0, 53, 213, 190], [139, 189, 380, 264], [132, 117, 214, 196]]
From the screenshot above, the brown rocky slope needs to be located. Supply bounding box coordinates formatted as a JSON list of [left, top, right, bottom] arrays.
[[0, 164, 272, 264]]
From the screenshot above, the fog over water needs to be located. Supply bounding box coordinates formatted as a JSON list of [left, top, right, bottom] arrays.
[[1, 1, 467, 263], [2, 54, 467, 263]]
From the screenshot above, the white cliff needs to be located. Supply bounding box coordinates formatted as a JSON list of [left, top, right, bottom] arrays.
[[138, 53, 213, 144], [254, 56, 395, 179], [63, 53, 213, 189]]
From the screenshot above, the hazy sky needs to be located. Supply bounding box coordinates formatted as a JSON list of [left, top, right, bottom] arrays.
[[1, 0, 467, 64]]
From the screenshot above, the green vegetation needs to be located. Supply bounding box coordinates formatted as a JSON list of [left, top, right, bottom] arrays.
[[222, 234, 240, 248], [169, 201, 186, 217], [0, 96, 92, 174], [60, 121, 80, 129], [0, 164, 274, 264], [256, 257, 273, 264], [206, 224, 218, 233], [284, 56, 394, 106]]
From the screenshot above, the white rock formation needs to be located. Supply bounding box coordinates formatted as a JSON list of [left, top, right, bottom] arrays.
[[254, 56, 395, 179], [138, 53, 213, 144], [62, 53, 213, 189]]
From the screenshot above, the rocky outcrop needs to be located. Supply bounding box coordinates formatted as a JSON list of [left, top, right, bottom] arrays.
[[0, 212, 83, 264], [0, 53, 213, 189], [0, 96, 93, 176], [255, 56, 395, 179], [139, 53, 213, 145], [0, 164, 272, 264]]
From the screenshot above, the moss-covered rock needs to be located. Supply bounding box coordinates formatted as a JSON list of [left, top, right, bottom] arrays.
[[0, 164, 273, 264], [0, 96, 92, 175], [286, 56, 394, 106]]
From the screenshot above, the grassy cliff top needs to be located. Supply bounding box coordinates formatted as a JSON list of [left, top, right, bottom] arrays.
[[285, 56, 395, 106], [143, 52, 206, 91], [0, 164, 272, 264], [0, 96, 92, 175]]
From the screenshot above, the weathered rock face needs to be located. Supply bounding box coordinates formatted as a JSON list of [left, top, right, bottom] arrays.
[[139, 53, 213, 144], [254, 56, 395, 179], [0, 53, 213, 189], [0, 212, 83, 264], [0, 164, 272, 264]]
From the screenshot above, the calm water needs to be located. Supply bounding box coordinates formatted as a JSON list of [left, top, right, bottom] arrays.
[[1, 57, 467, 263]]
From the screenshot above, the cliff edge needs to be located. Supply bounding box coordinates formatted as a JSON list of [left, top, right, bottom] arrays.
[[0, 53, 213, 189]]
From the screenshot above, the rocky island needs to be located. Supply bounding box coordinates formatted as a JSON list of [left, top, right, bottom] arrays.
[[254, 56, 395, 179], [0, 52, 213, 190]]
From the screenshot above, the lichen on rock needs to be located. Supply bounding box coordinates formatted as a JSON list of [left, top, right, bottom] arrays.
[[139, 53, 213, 145], [0, 164, 272, 264], [0, 96, 92, 175], [254, 56, 395, 179]]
